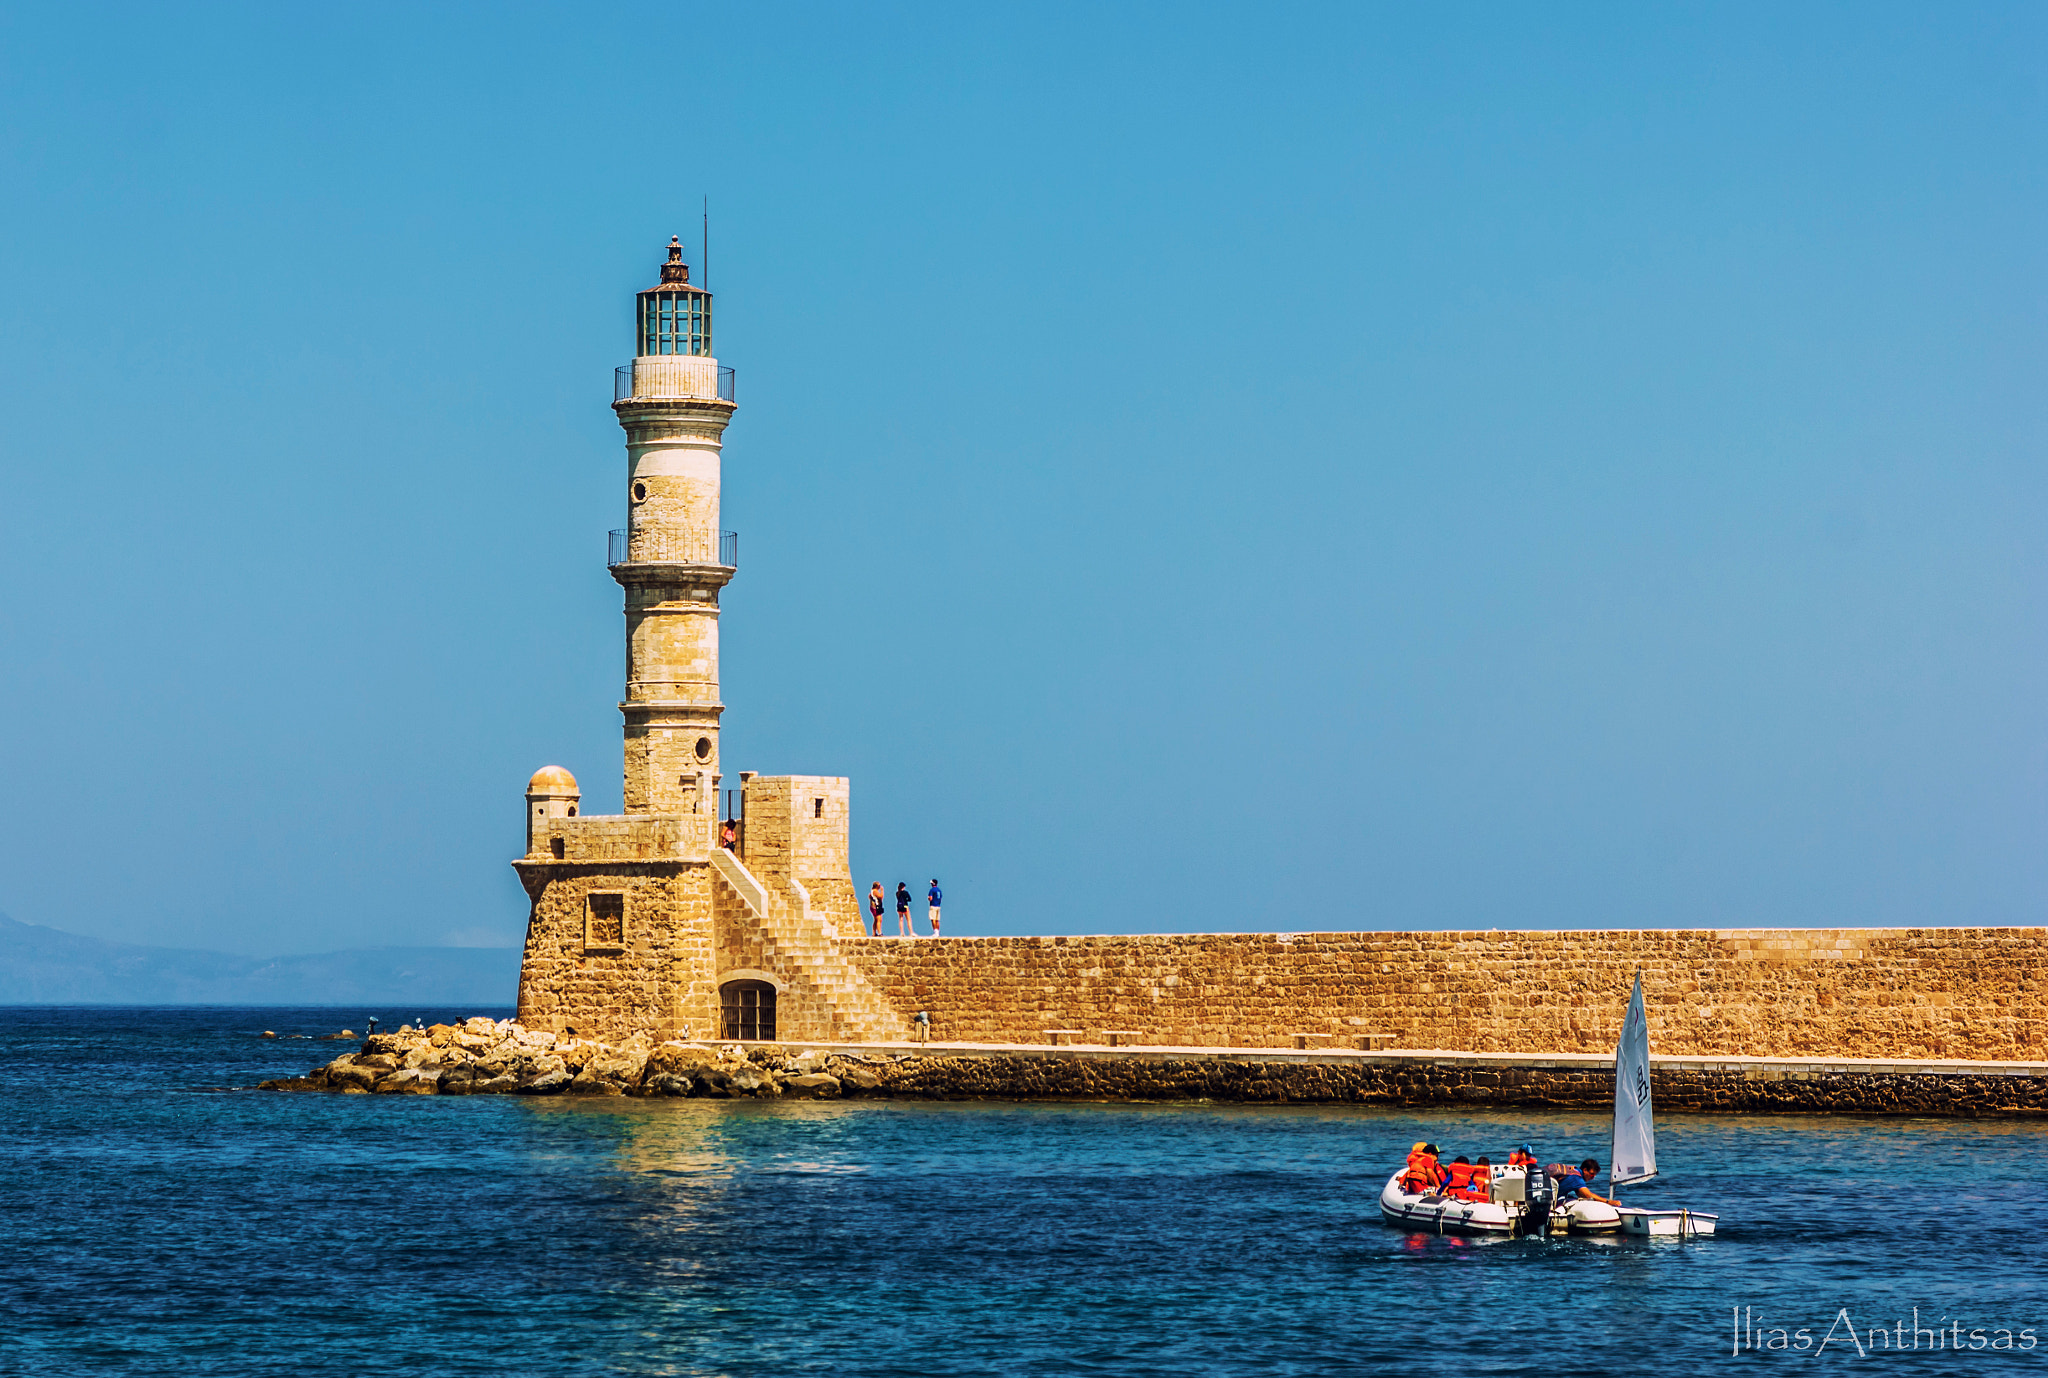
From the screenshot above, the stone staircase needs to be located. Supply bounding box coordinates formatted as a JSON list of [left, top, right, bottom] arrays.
[[711, 849, 910, 1043]]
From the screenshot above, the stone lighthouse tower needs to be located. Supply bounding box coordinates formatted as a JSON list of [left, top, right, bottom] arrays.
[[614, 236, 736, 832], [512, 238, 901, 1046]]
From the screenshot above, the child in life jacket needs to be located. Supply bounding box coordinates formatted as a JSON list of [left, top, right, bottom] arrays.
[[1400, 1142, 1444, 1194], [1448, 1156, 1493, 1203]]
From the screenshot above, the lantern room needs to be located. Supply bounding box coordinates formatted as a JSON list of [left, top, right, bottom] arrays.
[[637, 236, 712, 356]]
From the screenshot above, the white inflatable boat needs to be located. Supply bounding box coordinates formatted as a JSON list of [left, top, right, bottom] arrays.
[[1376, 1162, 1622, 1237]]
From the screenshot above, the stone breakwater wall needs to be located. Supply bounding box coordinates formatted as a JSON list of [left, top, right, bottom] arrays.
[[259, 1022, 2048, 1116], [842, 927, 2048, 1060], [842, 1050, 2048, 1116]]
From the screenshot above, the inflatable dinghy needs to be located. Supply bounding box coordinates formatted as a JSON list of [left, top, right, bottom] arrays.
[[1377, 1162, 1620, 1237]]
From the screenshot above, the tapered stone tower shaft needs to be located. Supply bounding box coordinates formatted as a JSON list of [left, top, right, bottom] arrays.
[[611, 237, 737, 825]]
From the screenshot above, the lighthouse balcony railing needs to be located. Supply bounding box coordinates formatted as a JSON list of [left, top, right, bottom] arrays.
[[609, 528, 739, 568], [615, 361, 736, 403]]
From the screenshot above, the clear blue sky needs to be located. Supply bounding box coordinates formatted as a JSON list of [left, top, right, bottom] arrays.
[[2, 3, 2043, 955]]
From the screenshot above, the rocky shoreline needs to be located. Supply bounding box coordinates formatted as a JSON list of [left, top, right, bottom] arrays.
[[260, 1019, 2048, 1115], [260, 1018, 877, 1098]]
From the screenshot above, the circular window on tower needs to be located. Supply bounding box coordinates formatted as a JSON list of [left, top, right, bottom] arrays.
[[631, 480, 649, 503], [695, 736, 712, 761]]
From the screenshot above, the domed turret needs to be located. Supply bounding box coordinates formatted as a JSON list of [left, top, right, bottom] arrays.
[[525, 765, 581, 854], [528, 765, 579, 794]]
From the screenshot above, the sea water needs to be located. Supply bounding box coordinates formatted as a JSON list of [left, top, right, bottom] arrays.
[[5, 1006, 2045, 1377]]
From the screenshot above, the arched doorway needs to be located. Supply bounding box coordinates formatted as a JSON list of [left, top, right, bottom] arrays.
[[720, 979, 776, 1041]]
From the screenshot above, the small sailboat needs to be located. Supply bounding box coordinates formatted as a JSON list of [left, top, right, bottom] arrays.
[[1609, 969, 1719, 1239]]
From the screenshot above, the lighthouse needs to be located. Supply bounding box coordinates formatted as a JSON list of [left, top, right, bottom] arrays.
[[511, 238, 898, 1045], [612, 236, 737, 830]]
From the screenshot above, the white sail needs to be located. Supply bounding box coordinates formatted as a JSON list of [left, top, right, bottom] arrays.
[[1610, 969, 1657, 1187]]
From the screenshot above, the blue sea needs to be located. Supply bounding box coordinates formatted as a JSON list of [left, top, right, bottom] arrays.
[[6, 1007, 2045, 1376]]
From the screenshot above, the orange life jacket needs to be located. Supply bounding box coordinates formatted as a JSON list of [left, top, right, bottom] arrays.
[[1401, 1149, 1439, 1194], [1507, 1151, 1535, 1166], [1453, 1164, 1492, 1202], [1445, 1161, 1475, 1193]]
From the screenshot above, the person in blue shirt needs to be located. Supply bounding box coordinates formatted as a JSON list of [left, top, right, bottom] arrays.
[[927, 879, 942, 935], [1556, 1157, 1622, 1206]]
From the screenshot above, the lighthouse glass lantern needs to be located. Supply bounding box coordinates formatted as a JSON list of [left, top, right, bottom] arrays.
[[637, 237, 712, 356]]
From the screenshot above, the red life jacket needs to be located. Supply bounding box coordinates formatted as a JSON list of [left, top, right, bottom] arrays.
[[1401, 1149, 1439, 1194], [1445, 1161, 1475, 1193], [1456, 1165, 1492, 1202], [1507, 1151, 1535, 1166]]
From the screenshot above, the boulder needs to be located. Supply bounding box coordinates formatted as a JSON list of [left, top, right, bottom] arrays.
[[791, 1050, 830, 1075], [691, 1066, 734, 1097], [438, 1066, 478, 1095], [473, 1074, 520, 1094], [729, 1064, 781, 1096], [374, 1069, 440, 1094], [515, 1068, 572, 1095], [327, 1063, 382, 1092], [784, 1074, 840, 1099], [641, 1044, 716, 1083], [646, 1074, 692, 1097], [837, 1067, 882, 1091], [565, 1071, 627, 1096], [258, 1076, 322, 1091], [354, 1053, 401, 1072], [584, 1051, 648, 1083]]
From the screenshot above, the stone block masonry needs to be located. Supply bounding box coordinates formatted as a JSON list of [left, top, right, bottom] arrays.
[[842, 1047, 2048, 1116], [512, 860, 720, 1040], [842, 927, 2048, 1061]]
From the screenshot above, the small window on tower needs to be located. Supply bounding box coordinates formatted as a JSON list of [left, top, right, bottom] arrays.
[[695, 736, 712, 761], [814, 798, 824, 818], [632, 480, 648, 503]]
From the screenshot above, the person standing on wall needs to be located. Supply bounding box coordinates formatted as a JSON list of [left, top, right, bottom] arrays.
[[895, 881, 913, 936], [927, 878, 942, 936], [868, 882, 885, 937]]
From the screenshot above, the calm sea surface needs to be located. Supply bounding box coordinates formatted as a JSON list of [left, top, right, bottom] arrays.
[[5, 1006, 2046, 1376]]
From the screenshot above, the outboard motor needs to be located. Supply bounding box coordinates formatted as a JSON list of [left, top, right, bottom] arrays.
[[1520, 1166, 1556, 1237]]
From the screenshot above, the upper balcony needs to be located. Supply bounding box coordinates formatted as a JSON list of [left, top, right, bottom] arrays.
[[615, 358, 736, 404], [609, 528, 739, 569]]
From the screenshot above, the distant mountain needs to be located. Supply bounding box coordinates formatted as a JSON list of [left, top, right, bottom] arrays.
[[0, 912, 521, 1005]]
